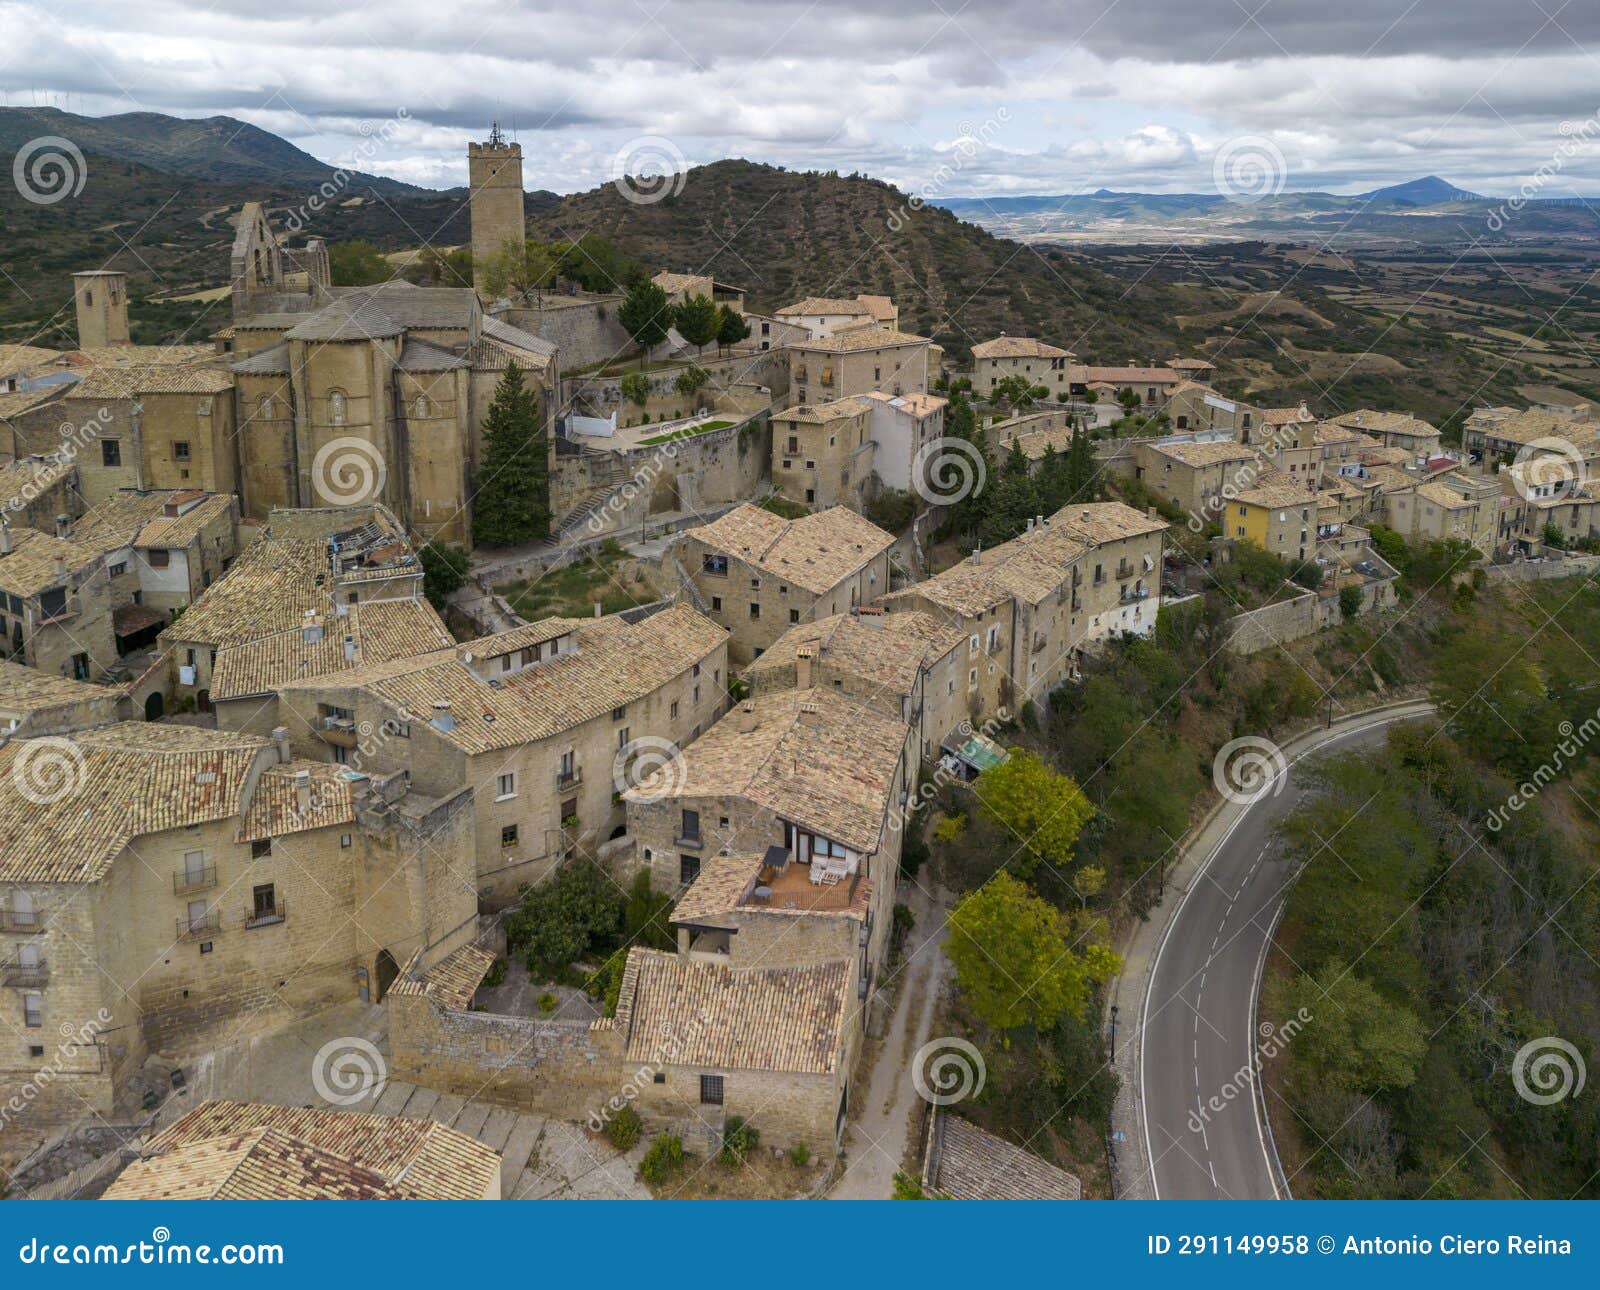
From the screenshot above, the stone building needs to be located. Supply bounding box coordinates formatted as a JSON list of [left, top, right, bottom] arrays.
[[881, 502, 1166, 719], [1227, 481, 1318, 562], [1132, 432, 1261, 524], [774, 295, 897, 339], [678, 503, 896, 664], [165, 505, 450, 726], [787, 326, 940, 407], [0, 455, 80, 533], [742, 608, 967, 765], [0, 659, 122, 738], [0, 522, 116, 680], [103, 1099, 501, 1200], [275, 604, 729, 909], [860, 390, 946, 494], [770, 396, 874, 509], [970, 335, 1075, 400], [71, 271, 130, 349], [0, 723, 478, 1122], [1326, 409, 1442, 460]]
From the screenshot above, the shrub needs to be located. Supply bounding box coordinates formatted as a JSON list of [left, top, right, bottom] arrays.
[[720, 1115, 760, 1165], [606, 1104, 642, 1151], [536, 991, 558, 1014], [482, 957, 508, 989], [789, 1143, 812, 1167], [1339, 584, 1363, 619], [638, 1133, 686, 1186]]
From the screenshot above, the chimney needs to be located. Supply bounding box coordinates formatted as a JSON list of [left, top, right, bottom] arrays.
[[1025, 518, 1034, 534], [1081, 510, 1091, 521], [294, 768, 312, 815], [594, 601, 602, 618], [54, 514, 70, 539], [795, 645, 813, 690], [0, 522, 10, 556], [1147, 506, 1158, 520], [52, 557, 67, 579], [431, 700, 455, 733], [302, 610, 323, 644], [343, 634, 358, 663], [271, 726, 292, 764], [971, 542, 982, 565], [798, 701, 823, 729], [736, 701, 757, 734]]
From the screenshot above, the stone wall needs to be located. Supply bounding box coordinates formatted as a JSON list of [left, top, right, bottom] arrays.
[[502, 296, 631, 372], [565, 348, 790, 418], [1483, 554, 1600, 582], [1224, 591, 1319, 654]]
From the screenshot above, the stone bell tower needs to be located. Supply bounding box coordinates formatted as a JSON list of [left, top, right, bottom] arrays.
[[468, 123, 525, 300], [72, 270, 130, 348]]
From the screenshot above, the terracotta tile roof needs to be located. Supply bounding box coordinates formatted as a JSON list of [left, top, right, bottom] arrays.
[[0, 385, 69, 422], [926, 1113, 1082, 1200], [790, 324, 932, 353], [1234, 482, 1317, 510], [1465, 406, 1600, 448], [669, 852, 763, 924], [1415, 479, 1478, 509], [1169, 357, 1215, 371], [861, 390, 946, 417], [1331, 409, 1439, 439], [776, 396, 873, 424], [972, 335, 1075, 360], [744, 610, 965, 697], [107, 1099, 499, 1200], [0, 660, 117, 719], [390, 943, 497, 1011], [210, 597, 454, 701], [68, 491, 234, 556], [0, 344, 62, 378], [685, 503, 894, 595], [236, 762, 357, 843], [287, 605, 725, 754], [620, 948, 850, 1075], [775, 296, 877, 317], [1148, 438, 1257, 467], [0, 526, 101, 596], [0, 725, 271, 884], [1054, 500, 1169, 545], [0, 454, 75, 506], [1257, 405, 1315, 424], [627, 687, 908, 854], [162, 536, 327, 647], [1070, 364, 1179, 384], [68, 364, 234, 399]]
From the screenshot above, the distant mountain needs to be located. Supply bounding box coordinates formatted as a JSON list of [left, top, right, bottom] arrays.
[[0, 107, 429, 195], [1357, 175, 1483, 204]]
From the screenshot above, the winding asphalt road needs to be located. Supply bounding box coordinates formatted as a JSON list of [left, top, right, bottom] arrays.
[[1139, 705, 1431, 1199]]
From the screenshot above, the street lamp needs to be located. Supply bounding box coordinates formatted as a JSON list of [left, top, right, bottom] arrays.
[[1109, 1003, 1119, 1060]]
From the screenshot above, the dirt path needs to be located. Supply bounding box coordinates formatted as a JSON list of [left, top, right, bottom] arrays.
[[830, 876, 953, 1198]]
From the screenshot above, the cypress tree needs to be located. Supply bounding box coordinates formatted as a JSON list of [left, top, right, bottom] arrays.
[[471, 361, 550, 547]]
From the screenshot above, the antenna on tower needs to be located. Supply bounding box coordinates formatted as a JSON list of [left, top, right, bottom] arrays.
[[488, 120, 505, 147]]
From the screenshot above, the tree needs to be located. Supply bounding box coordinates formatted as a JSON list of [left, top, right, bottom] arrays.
[[993, 375, 1050, 414], [673, 293, 719, 350], [1065, 422, 1096, 504], [972, 748, 1094, 878], [328, 240, 391, 286], [619, 279, 672, 363], [551, 232, 644, 293], [716, 305, 750, 353], [673, 365, 710, 399], [416, 246, 472, 288], [471, 362, 550, 547], [480, 237, 557, 303], [1271, 963, 1427, 1093], [621, 371, 651, 407], [506, 862, 623, 974], [1339, 584, 1363, 619], [1116, 387, 1140, 415], [946, 873, 1119, 1032], [418, 541, 469, 610], [1544, 522, 1566, 550]]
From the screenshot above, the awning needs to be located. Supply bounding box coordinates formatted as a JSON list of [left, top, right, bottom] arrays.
[[114, 604, 167, 636], [941, 731, 1009, 773]]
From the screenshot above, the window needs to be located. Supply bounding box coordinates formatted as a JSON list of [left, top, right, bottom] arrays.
[[501, 824, 518, 848], [101, 439, 121, 468], [617, 726, 631, 750], [670, 700, 679, 719], [186, 899, 209, 933], [71, 653, 89, 681], [702, 554, 728, 576], [23, 993, 42, 1028], [173, 441, 191, 461], [496, 772, 516, 800], [561, 797, 578, 822], [109, 561, 127, 578], [329, 391, 347, 425], [28, 1045, 43, 1058], [680, 809, 700, 841], [699, 1073, 724, 1105], [383, 718, 410, 739], [789, 608, 800, 624], [749, 603, 760, 619], [340, 833, 352, 849], [680, 855, 701, 885], [148, 549, 170, 568], [612, 705, 626, 721], [251, 839, 271, 859], [710, 595, 722, 612]]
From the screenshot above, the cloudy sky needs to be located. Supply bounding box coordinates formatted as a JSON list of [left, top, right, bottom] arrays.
[[3, 0, 1600, 198]]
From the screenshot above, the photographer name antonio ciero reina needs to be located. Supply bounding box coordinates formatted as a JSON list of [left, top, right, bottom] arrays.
[[1341, 1234, 1572, 1256]]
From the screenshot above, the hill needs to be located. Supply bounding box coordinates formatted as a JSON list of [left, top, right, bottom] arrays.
[[1357, 174, 1483, 204], [0, 107, 428, 194]]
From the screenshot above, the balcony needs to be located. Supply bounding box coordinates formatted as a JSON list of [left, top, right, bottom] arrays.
[[0, 908, 42, 933], [244, 901, 287, 931], [319, 714, 358, 749], [177, 911, 221, 941], [1120, 586, 1152, 604], [556, 766, 583, 791], [173, 865, 217, 896], [2, 957, 47, 987]]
